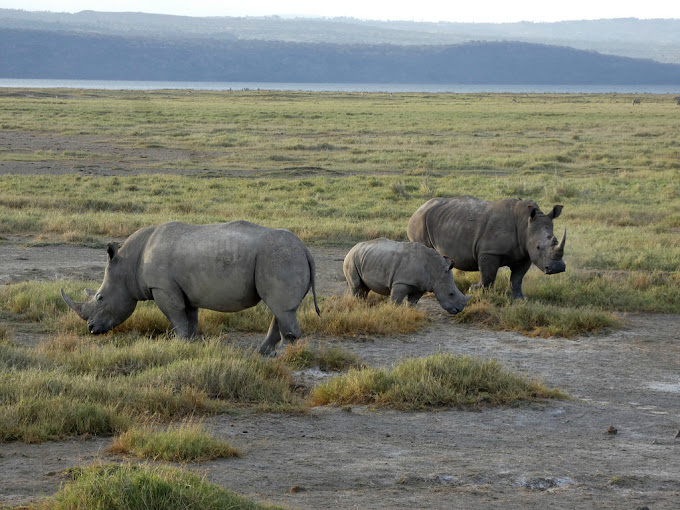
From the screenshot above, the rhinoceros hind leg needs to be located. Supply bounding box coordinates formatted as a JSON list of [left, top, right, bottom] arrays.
[[258, 316, 281, 357], [345, 270, 370, 299]]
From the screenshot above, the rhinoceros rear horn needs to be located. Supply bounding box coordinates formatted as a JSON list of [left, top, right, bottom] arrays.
[[61, 289, 86, 320]]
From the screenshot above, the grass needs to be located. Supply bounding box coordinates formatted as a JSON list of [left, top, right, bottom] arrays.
[[107, 421, 241, 462], [0, 282, 428, 337], [0, 336, 302, 443], [278, 341, 364, 372], [0, 89, 677, 448], [455, 297, 621, 338], [21, 463, 286, 510], [310, 352, 567, 409]]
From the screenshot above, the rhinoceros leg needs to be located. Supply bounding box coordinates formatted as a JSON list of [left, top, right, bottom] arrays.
[[477, 254, 501, 290], [345, 265, 370, 299], [186, 305, 199, 337], [258, 311, 302, 357], [151, 288, 193, 338], [391, 283, 418, 305], [258, 316, 281, 357], [509, 260, 532, 300], [407, 290, 425, 306]]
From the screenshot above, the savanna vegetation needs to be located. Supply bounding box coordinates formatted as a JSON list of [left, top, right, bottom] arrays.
[[20, 463, 287, 510], [0, 90, 677, 506]]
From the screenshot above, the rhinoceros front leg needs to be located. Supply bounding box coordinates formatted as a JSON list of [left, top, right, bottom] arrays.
[[151, 288, 193, 338], [407, 290, 425, 306], [509, 260, 532, 300], [471, 254, 500, 292], [390, 283, 419, 305]]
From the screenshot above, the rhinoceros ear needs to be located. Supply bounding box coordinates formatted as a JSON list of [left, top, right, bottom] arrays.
[[106, 241, 119, 262], [443, 256, 455, 271], [548, 204, 563, 220], [528, 204, 538, 219]]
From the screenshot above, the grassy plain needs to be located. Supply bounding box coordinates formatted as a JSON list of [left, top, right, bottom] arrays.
[[1, 89, 678, 317], [0, 89, 678, 451]]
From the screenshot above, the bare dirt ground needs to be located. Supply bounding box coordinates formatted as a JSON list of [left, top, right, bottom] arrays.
[[0, 129, 678, 508], [0, 241, 679, 509]]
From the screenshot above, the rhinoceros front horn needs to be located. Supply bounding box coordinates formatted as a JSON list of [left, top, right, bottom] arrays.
[[61, 289, 86, 320], [556, 228, 566, 256]]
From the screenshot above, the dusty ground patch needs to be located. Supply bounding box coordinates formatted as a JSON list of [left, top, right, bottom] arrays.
[[0, 241, 679, 509]]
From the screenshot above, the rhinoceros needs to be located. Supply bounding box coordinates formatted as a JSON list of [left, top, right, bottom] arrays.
[[61, 221, 320, 356], [407, 196, 566, 299], [343, 238, 470, 313]]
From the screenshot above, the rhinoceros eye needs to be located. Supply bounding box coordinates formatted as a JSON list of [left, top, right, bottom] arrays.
[[97, 294, 103, 302]]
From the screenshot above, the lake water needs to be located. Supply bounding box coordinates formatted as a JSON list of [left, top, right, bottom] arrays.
[[0, 79, 676, 94]]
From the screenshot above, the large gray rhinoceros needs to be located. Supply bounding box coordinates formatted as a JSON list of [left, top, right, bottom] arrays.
[[407, 196, 566, 299], [61, 221, 320, 356], [343, 238, 470, 313]]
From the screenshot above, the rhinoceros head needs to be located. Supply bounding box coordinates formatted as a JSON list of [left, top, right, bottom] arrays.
[[61, 242, 137, 334], [526, 204, 566, 275], [431, 255, 471, 314]]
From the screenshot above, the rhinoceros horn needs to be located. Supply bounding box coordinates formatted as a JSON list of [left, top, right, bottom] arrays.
[[61, 288, 86, 320], [556, 228, 566, 256]]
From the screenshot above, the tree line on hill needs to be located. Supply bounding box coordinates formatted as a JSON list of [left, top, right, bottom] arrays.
[[2, 27, 680, 84]]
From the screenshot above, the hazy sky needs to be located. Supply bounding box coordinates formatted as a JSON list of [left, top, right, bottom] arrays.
[[3, 1, 680, 23]]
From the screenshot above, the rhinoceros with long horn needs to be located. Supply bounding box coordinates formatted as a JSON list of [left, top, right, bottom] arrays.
[[61, 221, 320, 356], [407, 196, 566, 300]]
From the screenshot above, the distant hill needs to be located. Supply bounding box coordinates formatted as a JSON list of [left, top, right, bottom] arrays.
[[2, 9, 680, 64], [2, 27, 680, 85]]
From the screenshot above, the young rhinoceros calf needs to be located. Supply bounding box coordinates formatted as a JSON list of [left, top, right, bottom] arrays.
[[343, 238, 470, 313], [61, 221, 320, 356]]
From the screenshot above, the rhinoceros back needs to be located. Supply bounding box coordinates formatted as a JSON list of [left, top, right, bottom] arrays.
[[408, 196, 490, 271], [138, 221, 312, 313]]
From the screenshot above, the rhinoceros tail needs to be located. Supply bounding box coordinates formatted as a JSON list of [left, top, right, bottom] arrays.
[[306, 247, 321, 316]]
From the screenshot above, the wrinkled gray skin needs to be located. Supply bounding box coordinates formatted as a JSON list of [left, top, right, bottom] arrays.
[[343, 238, 470, 313], [61, 221, 320, 356], [407, 196, 566, 300]]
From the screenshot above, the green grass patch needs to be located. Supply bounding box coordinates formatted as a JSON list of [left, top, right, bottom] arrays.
[[278, 341, 364, 372], [310, 353, 566, 409], [107, 421, 241, 462], [23, 463, 286, 510], [455, 297, 621, 338], [0, 336, 302, 443], [300, 294, 428, 336]]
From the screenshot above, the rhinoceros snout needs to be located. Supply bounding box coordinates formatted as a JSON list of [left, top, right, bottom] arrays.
[[87, 320, 111, 335], [544, 261, 566, 275]]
